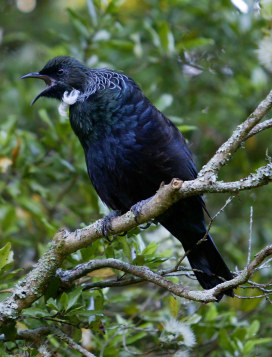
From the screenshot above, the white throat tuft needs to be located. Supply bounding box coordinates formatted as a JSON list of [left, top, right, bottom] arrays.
[[58, 89, 80, 117]]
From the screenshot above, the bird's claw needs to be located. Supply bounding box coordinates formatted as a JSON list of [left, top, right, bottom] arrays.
[[101, 210, 122, 237], [130, 198, 152, 223], [140, 221, 152, 230]]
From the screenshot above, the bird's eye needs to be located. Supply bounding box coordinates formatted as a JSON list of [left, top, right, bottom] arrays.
[[57, 69, 64, 75]]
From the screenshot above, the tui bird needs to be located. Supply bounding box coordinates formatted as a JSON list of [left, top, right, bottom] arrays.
[[21, 56, 233, 300]]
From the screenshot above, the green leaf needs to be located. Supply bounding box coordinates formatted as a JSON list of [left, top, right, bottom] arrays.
[[41, 217, 57, 235], [39, 109, 54, 129], [184, 314, 202, 325], [246, 320, 260, 339], [67, 8, 90, 38], [118, 236, 132, 262], [219, 329, 233, 353], [0, 243, 13, 271], [23, 307, 50, 317], [157, 21, 175, 54], [144, 21, 161, 47], [60, 292, 69, 311], [67, 286, 83, 310], [94, 290, 104, 310], [142, 242, 157, 256], [132, 254, 145, 265], [105, 245, 115, 258], [243, 338, 272, 355], [18, 197, 43, 218], [206, 304, 218, 321], [1, 207, 16, 233], [86, 0, 98, 26], [0, 268, 22, 282], [177, 125, 197, 133], [104, 39, 134, 50], [169, 295, 179, 318], [74, 310, 103, 318], [46, 298, 60, 312], [105, 0, 125, 14], [155, 94, 173, 111], [0, 346, 12, 357], [126, 331, 147, 345], [177, 37, 214, 50]]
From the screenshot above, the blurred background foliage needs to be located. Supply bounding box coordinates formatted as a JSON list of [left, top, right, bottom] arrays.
[[1, 0, 272, 355]]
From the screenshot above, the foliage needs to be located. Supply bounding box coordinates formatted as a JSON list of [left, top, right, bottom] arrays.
[[1, 0, 272, 355]]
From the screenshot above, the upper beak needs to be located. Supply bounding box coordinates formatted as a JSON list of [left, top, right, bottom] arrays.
[[20, 72, 56, 105]]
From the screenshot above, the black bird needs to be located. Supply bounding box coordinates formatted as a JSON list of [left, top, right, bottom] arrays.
[[21, 56, 233, 300]]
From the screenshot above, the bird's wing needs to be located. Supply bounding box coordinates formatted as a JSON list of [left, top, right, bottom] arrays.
[[129, 103, 208, 211]]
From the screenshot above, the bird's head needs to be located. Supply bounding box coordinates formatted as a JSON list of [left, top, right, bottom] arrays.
[[20, 56, 89, 105]]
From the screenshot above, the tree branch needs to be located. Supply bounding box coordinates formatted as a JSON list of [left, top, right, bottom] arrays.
[[1, 90, 272, 326], [198, 89, 272, 180], [55, 244, 272, 303], [57, 264, 196, 288], [245, 118, 272, 141]]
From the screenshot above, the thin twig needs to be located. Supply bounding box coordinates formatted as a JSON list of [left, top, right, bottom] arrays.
[[54, 327, 96, 357], [17, 326, 96, 357], [122, 332, 140, 355], [174, 195, 235, 270], [234, 293, 272, 299], [248, 206, 253, 265], [245, 118, 272, 141], [99, 330, 120, 357]]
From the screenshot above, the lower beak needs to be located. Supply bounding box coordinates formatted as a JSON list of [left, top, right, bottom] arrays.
[[20, 72, 56, 105]]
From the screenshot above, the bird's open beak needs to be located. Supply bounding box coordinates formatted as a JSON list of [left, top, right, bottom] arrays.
[[20, 72, 56, 105]]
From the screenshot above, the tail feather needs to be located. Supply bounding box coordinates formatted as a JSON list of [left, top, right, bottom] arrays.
[[159, 199, 234, 301]]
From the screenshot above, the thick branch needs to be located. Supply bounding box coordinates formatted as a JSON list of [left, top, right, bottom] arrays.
[[0, 230, 67, 324]]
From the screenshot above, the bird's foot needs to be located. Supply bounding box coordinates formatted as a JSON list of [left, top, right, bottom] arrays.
[[101, 210, 122, 238], [130, 198, 152, 223]]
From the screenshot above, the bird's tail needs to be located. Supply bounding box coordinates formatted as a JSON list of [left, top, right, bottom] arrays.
[[183, 232, 234, 300], [159, 199, 234, 301]]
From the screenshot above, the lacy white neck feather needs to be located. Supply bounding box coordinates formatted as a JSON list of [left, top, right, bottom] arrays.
[[58, 69, 127, 118], [58, 89, 80, 117]]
